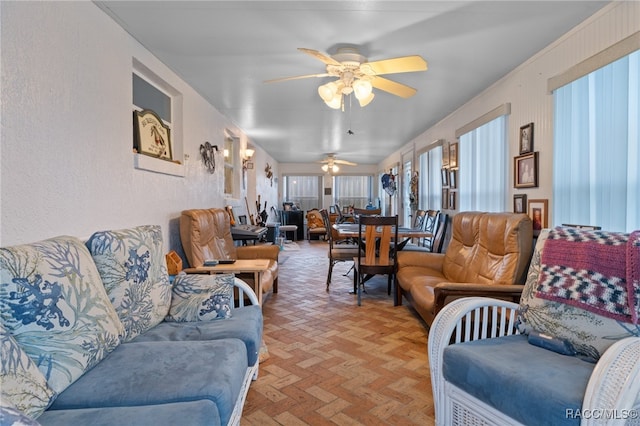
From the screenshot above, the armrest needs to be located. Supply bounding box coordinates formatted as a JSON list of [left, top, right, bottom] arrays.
[[582, 337, 640, 425], [427, 297, 520, 423], [433, 283, 524, 316], [237, 245, 280, 261], [397, 251, 445, 270]]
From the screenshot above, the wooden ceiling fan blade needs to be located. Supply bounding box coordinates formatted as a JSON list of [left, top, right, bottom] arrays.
[[298, 48, 342, 66], [371, 77, 417, 98], [334, 159, 358, 166], [264, 73, 330, 84], [363, 55, 427, 75]]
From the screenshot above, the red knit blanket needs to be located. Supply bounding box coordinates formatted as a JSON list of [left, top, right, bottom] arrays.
[[536, 227, 640, 324]]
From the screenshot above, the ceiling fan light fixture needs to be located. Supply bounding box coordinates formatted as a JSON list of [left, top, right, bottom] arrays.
[[321, 164, 329, 172], [325, 94, 342, 109], [353, 79, 372, 100], [318, 81, 338, 102], [358, 91, 375, 107]]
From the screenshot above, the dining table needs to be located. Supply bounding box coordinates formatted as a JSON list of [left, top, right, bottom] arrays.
[[333, 222, 433, 298], [333, 223, 432, 248]]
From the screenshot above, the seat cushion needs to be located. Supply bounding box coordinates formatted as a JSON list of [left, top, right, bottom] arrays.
[[135, 305, 263, 366], [443, 334, 594, 426], [50, 339, 247, 426], [38, 400, 220, 426], [396, 266, 446, 292]]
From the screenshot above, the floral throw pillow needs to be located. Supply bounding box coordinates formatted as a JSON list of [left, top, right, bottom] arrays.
[[1, 323, 56, 419], [86, 225, 173, 341], [0, 398, 42, 426], [165, 273, 234, 322], [0, 236, 124, 394], [517, 229, 640, 362]]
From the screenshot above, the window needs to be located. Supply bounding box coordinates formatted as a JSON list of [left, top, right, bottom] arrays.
[[418, 144, 443, 211], [553, 50, 639, 232], [132, 60, 183, 176], [334, 175, 373, 209], [224, 136, 235, 196], [457, 111, 508, 212], [283, 176, 322, 211]]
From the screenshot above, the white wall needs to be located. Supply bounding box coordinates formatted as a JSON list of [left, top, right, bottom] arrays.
[[382, 1, 639, 225], [0, 2, 277, 250]]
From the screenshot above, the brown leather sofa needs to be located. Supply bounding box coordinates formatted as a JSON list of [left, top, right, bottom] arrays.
[[180, 208, 279, 295], [396, 211, 533, 326]]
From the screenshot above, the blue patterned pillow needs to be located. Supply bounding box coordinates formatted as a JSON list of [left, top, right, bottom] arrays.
[[1, 323, 56, 419], [165, 274, 234, 322], [0, 399, 41, 426], [87, 225, 172, 341], [0, 236, 124, 394]]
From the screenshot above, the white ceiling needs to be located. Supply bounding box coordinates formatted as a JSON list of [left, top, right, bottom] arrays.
[[96, 1, 608, 166]]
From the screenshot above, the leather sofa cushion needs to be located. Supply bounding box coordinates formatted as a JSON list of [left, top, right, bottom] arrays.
[[38, 400, 220, 426], [396, 266, 445, 292], [443, 334, 593, 425], [50, 339, 247, 426]]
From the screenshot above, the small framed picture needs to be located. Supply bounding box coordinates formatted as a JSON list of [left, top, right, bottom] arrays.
[[519, 122, 534, 155], [441, 188, 449, 209], [514, 152, 538, 188], [513, 194, 527, 213], [449, 191, 456, 210], [449, 169, 457, 189], [528, 199, 548, 236], [441, 168, 449, 187], [449, 143, 459, 168], [133, 110, 173, 161], [442, 143, 450, 168]]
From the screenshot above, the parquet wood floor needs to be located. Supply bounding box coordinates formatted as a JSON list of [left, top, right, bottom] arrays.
[[242, 240, 436, 425]]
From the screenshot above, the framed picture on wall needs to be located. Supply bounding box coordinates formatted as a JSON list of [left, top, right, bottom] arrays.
[[513, 194, 527, 213], [441, 168, 449, 186], [133, 110, 173, 161], [449, 191, 456, 210], [449, 143, 459, 168], [528, 199, 548, 236], [519, 122, 534, 154], [442, 188, 449, 209], [514, 152, 538, 188], [449, 169, 457, 189], [442, 143, 450, 168]]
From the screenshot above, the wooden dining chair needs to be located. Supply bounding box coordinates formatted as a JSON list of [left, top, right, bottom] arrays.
[[353, 207, 381, 216], [421, 209, 440, 249], [320, 209, 360, 292], [353, 215, 398, 306]]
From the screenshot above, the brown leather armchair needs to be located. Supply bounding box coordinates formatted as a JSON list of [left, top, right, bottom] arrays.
[[180, 208, 279, 295], [396, 211, 533, 326]]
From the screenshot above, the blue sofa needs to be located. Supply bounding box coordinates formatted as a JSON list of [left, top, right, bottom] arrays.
[[0, 225, 262, 426]]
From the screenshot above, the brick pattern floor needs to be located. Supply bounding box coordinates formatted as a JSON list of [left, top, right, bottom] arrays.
[[242, 239, 436, 425]]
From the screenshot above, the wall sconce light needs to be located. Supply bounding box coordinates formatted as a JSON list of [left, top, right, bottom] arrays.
[[242, 148, 255, 170]]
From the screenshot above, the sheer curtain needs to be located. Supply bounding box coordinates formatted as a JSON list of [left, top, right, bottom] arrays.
[[418, 145, 442, 210], [458, 115, 507, 212], [553, 50, 639, 232], [283, 175, 321, 211], [334, 175, 373, 209]]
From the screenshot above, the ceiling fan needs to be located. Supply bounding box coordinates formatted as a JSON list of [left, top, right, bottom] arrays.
[[318, 154, 357, 173], [265, 47, 427, 109]]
